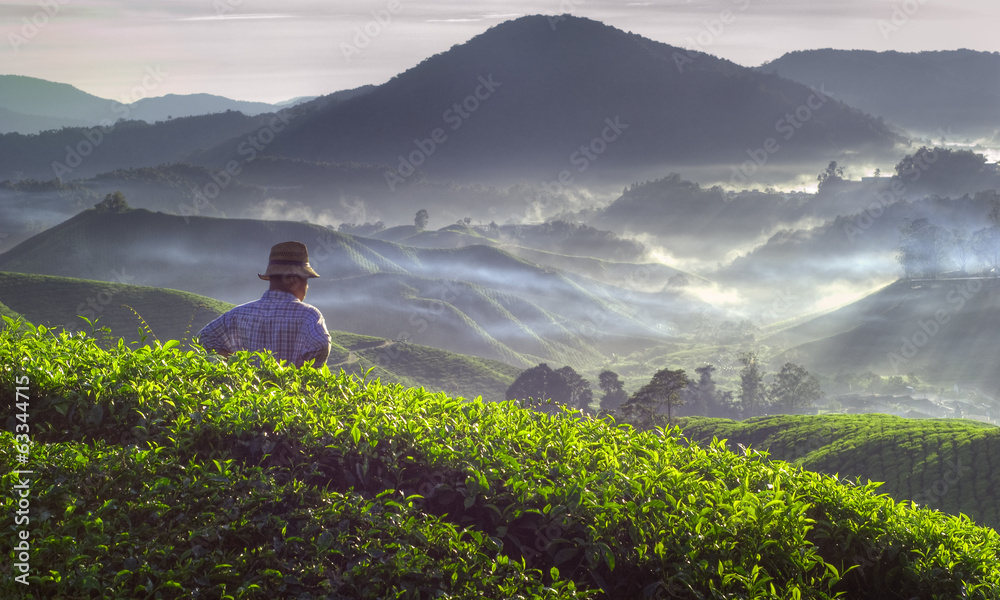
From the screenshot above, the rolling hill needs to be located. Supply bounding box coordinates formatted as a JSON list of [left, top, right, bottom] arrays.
[[0, 273, 520, 402], [681, 413, 1000, 531], [0, 208, 690, 368], [758, 49, 1000, 137], [0, 271, 230, 343], [328, 331, 522, 402], [773, 278, 1000, 390], [258, 15, 902, 181], [0, 300, 20, 319]]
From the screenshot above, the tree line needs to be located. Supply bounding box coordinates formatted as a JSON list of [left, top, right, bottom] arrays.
[[897, 191, 1000, 279], [505, 351, 823, 429]]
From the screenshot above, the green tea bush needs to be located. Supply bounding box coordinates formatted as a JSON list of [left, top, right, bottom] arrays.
[[681, 414, 1000, 531], [2, 318, 999, 598]]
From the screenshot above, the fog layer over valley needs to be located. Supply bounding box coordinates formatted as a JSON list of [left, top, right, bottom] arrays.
[[2, 14, 1000, 405]]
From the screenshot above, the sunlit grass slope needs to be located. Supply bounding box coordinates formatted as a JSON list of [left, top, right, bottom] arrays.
[[680, 414, 1000, 532], [328, 331, 521, 403], [0, 270, 230, 343], [2, 319, 1000, 599], [0, 300, 20, 319]]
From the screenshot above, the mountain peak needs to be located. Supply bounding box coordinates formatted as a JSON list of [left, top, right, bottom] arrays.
[[263, 15, 899, 180]]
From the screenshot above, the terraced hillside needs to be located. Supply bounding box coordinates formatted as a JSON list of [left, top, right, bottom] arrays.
[[0, 271, 230, 343], [681, 414, 1000, 531], [0, 208, 686, 367], [771, 278, 1000, 389]]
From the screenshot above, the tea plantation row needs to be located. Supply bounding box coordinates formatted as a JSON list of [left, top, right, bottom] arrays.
[[2, 319, 999, 598], [681, 414, 1000, 531]]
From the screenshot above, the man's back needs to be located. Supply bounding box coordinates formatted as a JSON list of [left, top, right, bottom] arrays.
[[199, 290, 331, 368], [197, 241, 332, 368]]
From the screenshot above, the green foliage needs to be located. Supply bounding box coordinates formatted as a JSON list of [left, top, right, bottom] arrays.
[[681, 413, 1000, 532], [556, 365, 594, 413], [506, 363, 572, 409], [3, 319, 1000, 598], [622, 367, 690, 427], [0, 301, 21, 321], [769, 363, 823, 414], [598, 370, 628, 412]]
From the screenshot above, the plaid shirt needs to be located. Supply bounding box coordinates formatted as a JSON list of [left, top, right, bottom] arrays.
[[198, 290, 331, 367]]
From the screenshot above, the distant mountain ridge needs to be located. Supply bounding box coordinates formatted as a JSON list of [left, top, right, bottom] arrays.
[[758, 49, 1000, 137], [0, 74, 323, 134], [0, 110, 272, 181], [259, 15, 903, 180], [0, 82, 376, 180]]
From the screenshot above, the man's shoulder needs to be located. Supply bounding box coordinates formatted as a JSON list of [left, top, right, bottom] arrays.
[[296, 300, 326, 319], [224, 291, 325, 321]]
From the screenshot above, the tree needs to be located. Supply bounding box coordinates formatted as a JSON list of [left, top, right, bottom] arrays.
[[737, 351, 765, 418], [894, 147, 991, 194], [506, 363, 571, 411], [817, 161, 845, 191], [952, 228, 972, 274], [769, 363, 823, 414], [555, 366, 594, 413], [972, 226, 1000, 277], [94, 191, 130, 213], [414, 209, 429, 231], [897, 218, 945, 278], [623, 368, 690, 427], [681, 365, 735, 418], [598, 370, 628, 412], [971, 196, 1000, 277], [338, 221, 385, 236]]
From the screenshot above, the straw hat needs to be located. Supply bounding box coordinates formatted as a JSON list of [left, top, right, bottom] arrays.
[[257, 241, 320, 280]]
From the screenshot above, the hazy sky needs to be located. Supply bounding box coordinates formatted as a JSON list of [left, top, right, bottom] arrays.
[[3, 0, 997, 103]]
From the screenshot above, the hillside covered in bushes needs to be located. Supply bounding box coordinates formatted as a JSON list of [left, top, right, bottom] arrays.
[[681, 414, 1000, 531], [2, 318, 1000, 598]]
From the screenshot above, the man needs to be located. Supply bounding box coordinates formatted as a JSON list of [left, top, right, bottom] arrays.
[[198, 241, 332, 368]]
